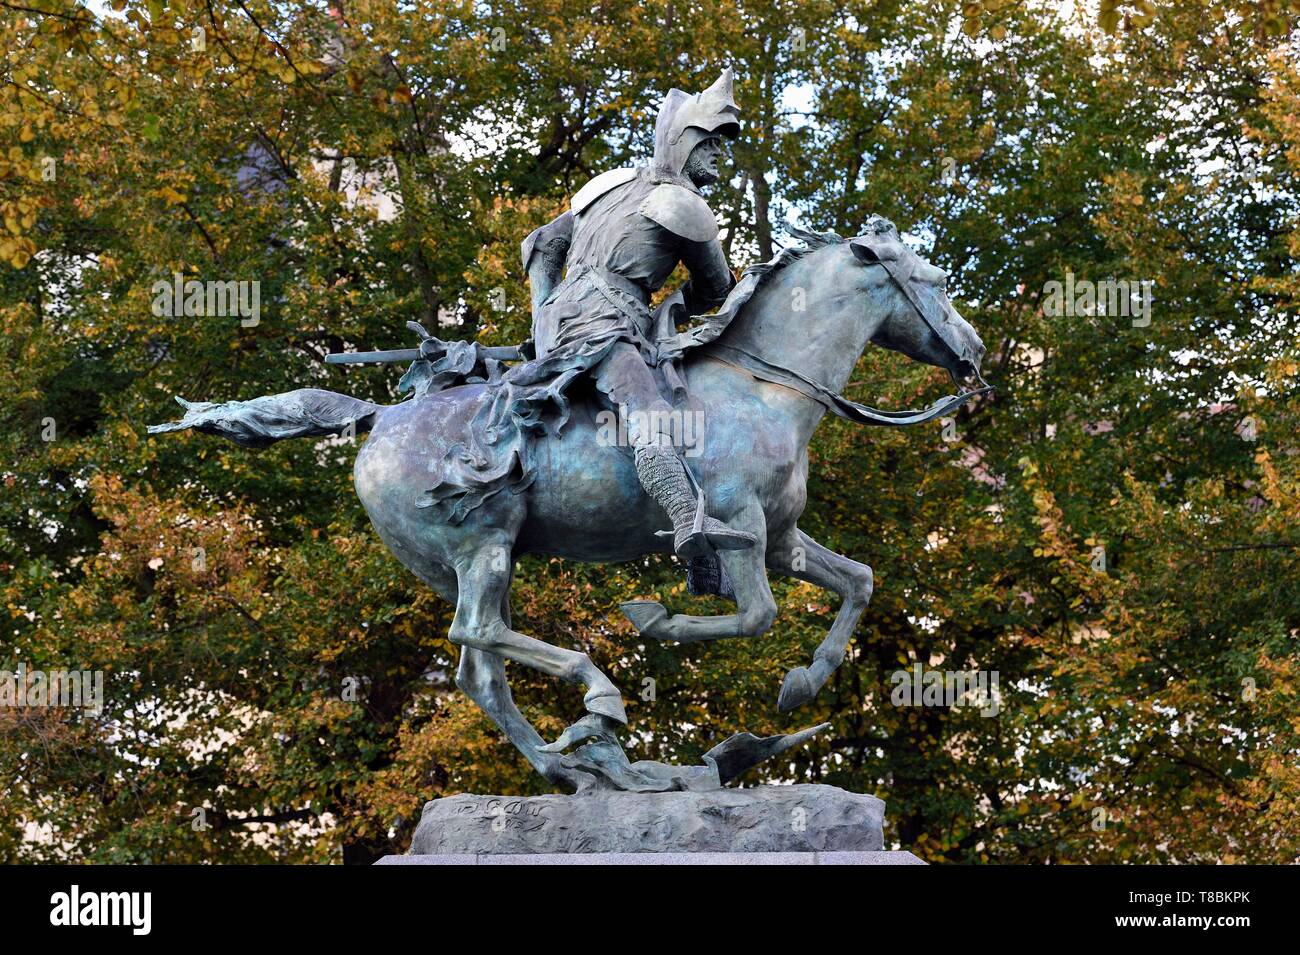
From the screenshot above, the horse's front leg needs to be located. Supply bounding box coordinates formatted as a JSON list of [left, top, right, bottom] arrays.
[[767, 527, 873, 711], [621, 506, 777, 643]]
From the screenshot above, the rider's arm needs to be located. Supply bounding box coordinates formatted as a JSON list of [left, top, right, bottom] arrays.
[[654, 238, 737, 364], [522, 211, 573, 316], [677, 236, 735, 316], [521, 212, 574, 358]]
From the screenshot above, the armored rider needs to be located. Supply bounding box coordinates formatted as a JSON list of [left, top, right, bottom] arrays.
[[519, 68, 755, 559]]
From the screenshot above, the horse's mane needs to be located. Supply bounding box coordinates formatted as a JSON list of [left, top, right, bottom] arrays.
[[738, 225, 847, 288], [689, 225, 848, 338], [783, 224, 849, 251], [737, 215, 912, 293]]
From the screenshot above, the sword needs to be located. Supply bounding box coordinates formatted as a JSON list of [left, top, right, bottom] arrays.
[[324, 344, 524, 365]]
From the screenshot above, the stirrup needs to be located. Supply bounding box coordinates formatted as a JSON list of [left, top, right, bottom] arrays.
[[656, 488, 755, 559], [677, 486, 712, 558]]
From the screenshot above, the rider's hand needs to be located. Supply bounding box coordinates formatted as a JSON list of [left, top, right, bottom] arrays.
[[657, 330, 696, 364]]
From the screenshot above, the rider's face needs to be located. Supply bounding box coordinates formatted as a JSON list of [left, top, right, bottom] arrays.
[[685, 136, 724, 187]]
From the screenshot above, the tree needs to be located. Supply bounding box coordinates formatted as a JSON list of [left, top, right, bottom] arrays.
[[2, 0, 1297, 863]]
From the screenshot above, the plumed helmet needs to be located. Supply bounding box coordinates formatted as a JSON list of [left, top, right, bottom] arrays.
[[652, 68, 741, 178]]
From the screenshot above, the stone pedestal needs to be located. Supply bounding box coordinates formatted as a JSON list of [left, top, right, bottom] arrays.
[[377, 851, 924, 865], [404, 783, 886, 856]]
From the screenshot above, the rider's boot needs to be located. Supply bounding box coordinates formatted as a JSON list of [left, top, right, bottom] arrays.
[[633, 443, 756, 559]]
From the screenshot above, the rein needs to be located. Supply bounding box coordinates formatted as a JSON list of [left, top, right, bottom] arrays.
[[704, 341, 992, 428]]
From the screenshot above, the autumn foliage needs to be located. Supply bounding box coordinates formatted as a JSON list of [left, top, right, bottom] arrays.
[[1, 0, 1298, 863]]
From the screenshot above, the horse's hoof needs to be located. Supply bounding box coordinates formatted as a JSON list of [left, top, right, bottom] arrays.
[[620, 600, 669, 638], [778, 666, 817, 711], [538, 756, 599, 794], [583, 687, 628, 724]]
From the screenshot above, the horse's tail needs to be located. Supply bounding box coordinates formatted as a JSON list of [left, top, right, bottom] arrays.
[[147, 388, 384, 449]]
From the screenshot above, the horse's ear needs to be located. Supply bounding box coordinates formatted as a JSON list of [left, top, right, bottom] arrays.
[[850, 236, 900, 264]]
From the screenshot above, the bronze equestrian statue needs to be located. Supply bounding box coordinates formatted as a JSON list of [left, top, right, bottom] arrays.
[[151, 70, 989, 793]]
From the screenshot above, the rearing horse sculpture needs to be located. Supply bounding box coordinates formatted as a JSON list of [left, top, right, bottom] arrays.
[[151, 221, 988, 792]]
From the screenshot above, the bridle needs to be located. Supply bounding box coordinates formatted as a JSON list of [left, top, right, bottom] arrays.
[[706, 341, 991, 428], [704, 228, 993, 428]]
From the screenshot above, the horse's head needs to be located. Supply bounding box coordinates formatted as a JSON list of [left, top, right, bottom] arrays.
[[848, 218, 986, 389], [714, 219, 987, 400]]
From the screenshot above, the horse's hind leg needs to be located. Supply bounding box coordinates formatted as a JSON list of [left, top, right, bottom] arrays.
[[417, 555, 590, 788], [454, 574, 593, 788], [767, 527, 873, 711], [457, 648, 597, 788], [450, 540, 627, 747]]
